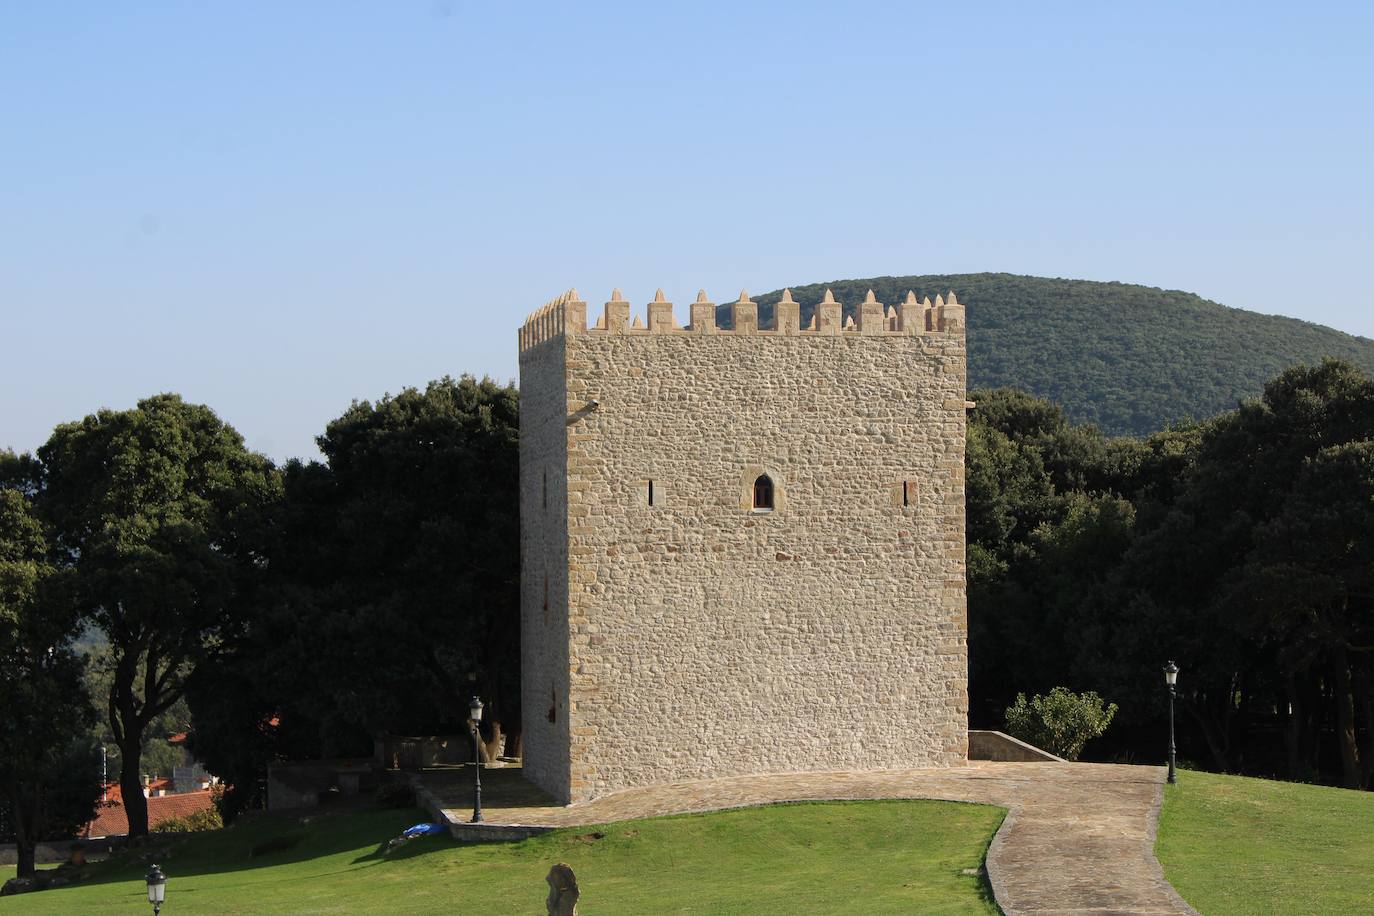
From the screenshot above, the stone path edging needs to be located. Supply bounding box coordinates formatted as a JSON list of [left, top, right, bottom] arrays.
[[421, 761, 1198, 914], [983, 795, 1022, 910]]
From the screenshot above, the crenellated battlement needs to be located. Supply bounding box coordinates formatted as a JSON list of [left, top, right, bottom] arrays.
[[517, 286, 965, 352]]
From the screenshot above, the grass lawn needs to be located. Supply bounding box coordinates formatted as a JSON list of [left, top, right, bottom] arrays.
[[1157, 770, 1374, 914], [1, 799, 1004, 914]]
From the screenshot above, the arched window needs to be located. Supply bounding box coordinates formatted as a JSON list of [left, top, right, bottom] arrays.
[[753, 474, 774, 511]]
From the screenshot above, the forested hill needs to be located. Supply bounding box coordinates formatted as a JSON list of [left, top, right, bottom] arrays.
[[726, 274, 1374, 437]]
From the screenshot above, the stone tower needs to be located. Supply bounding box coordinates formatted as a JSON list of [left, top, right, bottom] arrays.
[[518, 286, 969, 805]]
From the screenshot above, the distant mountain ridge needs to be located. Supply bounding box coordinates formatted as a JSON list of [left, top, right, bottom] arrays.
[[722, 273, 1374, 437]]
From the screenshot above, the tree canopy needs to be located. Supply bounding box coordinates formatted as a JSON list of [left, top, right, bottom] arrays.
[[185, 375, 521, 814], [33, 395, 279, 835], [0, 453, 100, 876], [966, 361, 1374, 789]]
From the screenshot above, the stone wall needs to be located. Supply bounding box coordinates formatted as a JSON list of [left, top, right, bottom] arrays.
[[519, 288, 968, 804], [0, 843, 82, 866], [518, 334, 572, 801]]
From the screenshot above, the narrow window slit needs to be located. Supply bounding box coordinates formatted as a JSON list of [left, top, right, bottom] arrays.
[[753, 474, 774, 511], [903, 481, 910, 507], [648, 479, 654, 506]]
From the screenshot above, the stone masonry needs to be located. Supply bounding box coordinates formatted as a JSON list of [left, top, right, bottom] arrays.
[[518, 286, 969, 805]]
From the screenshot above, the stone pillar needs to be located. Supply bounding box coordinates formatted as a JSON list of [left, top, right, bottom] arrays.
[[728, 290, 757, 334], [689, 290, 716, 333], [565, 291, 587, 334], [856, 289, 884, 335], [603, 289, 630, 334], [895, 291, 920, 335], [775, 289, 801, 335], [937, 291, 965, 333], [815, 289, 842, 335], [647, 289, 675, 332]]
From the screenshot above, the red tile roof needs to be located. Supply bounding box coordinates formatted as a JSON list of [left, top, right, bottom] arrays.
[[83, 789, 216, 838], [96, 777, 175, 804]]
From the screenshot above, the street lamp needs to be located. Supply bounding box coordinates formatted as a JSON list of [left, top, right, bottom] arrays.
[[145, 864, 167, 915], [468, 695, 484, 823], [1164, 661, 1179, 785]]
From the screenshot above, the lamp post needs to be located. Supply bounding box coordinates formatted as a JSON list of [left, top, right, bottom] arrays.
[[468, 695, 484, 823], [1164, 661, 1179, 785], [145, 864, 167, 916]]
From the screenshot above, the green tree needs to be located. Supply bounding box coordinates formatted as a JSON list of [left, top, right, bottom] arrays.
[[1241, 441, 1374, 787], [182, 654, 282, 819], [969, 363, 1374, 785], [964, 388, 1141, 724], [0, 460, 100, 876], [1120, 360, 1374, 779], [35, 396, 279, 836], [291, 375, 520, 735], [187, 375, 521, 801], [83, 643, 192, 783], [1004, 687, 1118, 761]]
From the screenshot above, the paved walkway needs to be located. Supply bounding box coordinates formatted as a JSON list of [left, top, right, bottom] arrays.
[[421, 761, 1197, 915]]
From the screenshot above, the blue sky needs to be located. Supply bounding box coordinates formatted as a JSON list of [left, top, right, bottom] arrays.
[[3, 2, 1371, 461]]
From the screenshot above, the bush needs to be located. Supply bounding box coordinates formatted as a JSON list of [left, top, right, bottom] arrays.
[[209, 782, 245, 825], [1004, 687, 1118, 761], [156, 806, 223, 833]]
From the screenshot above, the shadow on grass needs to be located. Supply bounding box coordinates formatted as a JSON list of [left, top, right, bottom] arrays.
[[46, 796, 1009, 915], [350, 833, 465, 865], [973, 808, 1007, 914], [975, 863, 1004, 915], [58, 806, 460, 892]]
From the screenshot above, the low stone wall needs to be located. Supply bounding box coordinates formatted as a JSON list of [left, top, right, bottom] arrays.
[[407, 772, 549, 842], [267, 758, 377, 811], [968, 730, 1065, 763], [409, 772, 447, 824], [0, 836, 118, 865], [376, 733, 473, 769], [0, 843, 70, 866]]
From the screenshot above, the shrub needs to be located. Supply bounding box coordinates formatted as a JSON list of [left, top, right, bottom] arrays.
[[1004, 687, 1118, 761], [156, 806, 223, 834], [209, 782, 244, 825]]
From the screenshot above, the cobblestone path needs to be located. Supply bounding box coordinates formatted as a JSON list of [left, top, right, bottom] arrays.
[[421, 761, 1197, 915]]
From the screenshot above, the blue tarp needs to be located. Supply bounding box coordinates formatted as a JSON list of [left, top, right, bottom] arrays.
[[402, 822, 447, 837]]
